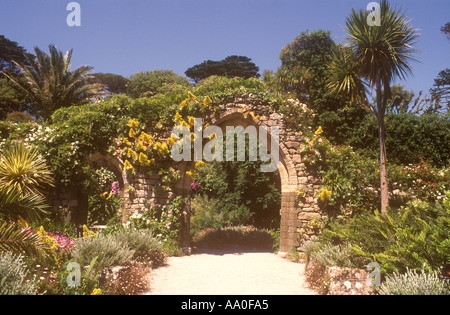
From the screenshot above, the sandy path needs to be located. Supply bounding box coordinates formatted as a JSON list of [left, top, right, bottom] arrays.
[[145, 249, 316, 295]]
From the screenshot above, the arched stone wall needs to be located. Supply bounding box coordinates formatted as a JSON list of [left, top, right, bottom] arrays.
[[174, 94, 324, 253], [49, 94, 324, 253]]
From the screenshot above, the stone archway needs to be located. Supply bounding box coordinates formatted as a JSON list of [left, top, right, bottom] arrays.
[[175, 94, 323, 253]]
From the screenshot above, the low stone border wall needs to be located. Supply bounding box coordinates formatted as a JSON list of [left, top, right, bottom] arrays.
[[326, 266, 374, 295]]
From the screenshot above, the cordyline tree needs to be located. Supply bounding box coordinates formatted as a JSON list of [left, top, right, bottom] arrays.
[[327, 0, 419, 213], [3, 44, 103, 121]]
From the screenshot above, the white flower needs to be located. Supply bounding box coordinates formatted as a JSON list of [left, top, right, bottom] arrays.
[[344, 281, 352, 289]]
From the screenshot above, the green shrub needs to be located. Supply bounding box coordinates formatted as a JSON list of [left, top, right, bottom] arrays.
[[313, 243, 365, 268], [193, 76, 270, 104], [323, 111, 449, 168], [71, 234, 134, 269], [192, 225, 275, 250], [321, 192, 450, 274], [128, 196, 186, 244], [111, 229, 166, 268], [190, 194, 228, 236], [0, 252, 38, 295], [377, 268, 450, 295], [191, 155, 281, 233], [301, 132, 380, 215], [59, 256, 104, 295]]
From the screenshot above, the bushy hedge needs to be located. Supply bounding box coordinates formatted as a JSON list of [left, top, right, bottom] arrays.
[[322, 111, 449, 168]]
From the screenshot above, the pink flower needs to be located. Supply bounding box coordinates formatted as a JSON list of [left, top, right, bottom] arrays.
[[111, 181, 120, 195], [191, 181, 201, 191]]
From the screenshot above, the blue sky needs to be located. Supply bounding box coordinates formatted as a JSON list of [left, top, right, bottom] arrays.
[[1, 0, 449, 96]]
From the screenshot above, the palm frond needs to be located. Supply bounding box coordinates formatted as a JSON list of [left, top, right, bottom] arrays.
[[0, 221, 45, 256], [344, 0, 419, 88], [0, 186, 49, 223]]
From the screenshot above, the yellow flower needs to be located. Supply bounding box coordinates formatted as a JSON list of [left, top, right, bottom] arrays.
[[174, 112, 183, 122], [136, 141, 145, 151], [127, 148, 138, 160], [83, 225, 97, 239], [186, 170, 193, 177], [139, 152, 150, 166], [124, 160, 134, 171], [139, 132, 153, 143], [129, 128, 137, 138], [167, 137, 176, 146], [179, 99, 188, 108], [187, 91, 197, 101], [188, 116, 195, 127], [122, 138, 131, 146], [195, 161, 205, 168], [91, 288, 102, 295], [318, 188, 332, 204], [128, 119, 140, 129], [203, 95, 212, 107], [209, 133, 216, 140], [315, 126, 323, 135], [37, 226, 58, 249], [160, 142, 169, 154]]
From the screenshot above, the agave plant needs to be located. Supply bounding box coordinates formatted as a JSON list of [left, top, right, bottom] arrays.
[[0, 141, 54, 197], [3, 44, 104, 121]]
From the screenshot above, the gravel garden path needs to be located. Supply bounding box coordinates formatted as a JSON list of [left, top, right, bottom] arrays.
[[145, 249, 316, 295]]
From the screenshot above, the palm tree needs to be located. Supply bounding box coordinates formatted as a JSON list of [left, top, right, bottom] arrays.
[[3, 44, 104, 121], [327, 0, 419, 213]]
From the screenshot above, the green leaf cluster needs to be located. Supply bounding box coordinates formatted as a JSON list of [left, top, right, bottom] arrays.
[[320, 193, 450, 274]]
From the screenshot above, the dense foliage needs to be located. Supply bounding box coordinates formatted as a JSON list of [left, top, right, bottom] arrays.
[[185, 55, 260, 83]]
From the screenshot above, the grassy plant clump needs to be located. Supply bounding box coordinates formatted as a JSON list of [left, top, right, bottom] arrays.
[[110, 228, 167, 268], [377, 268, 450, 295], [0, 252, 38, 295], [71, 233, 134, 269]]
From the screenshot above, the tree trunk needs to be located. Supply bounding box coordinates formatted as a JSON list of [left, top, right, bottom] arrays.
[[377, 114, 389, 213], [376, 81, 389, 214]]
